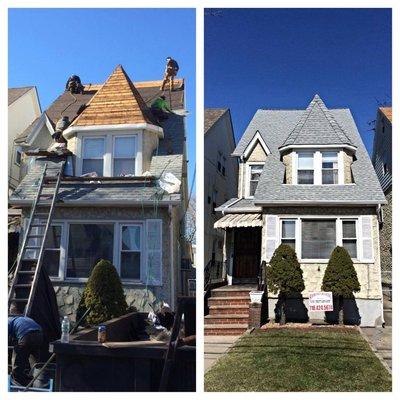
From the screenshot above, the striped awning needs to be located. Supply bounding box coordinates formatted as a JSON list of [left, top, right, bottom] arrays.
[[214, 213, 262, 229]]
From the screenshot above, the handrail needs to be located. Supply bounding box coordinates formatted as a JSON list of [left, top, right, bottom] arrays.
[[258, 260, 267, 291]]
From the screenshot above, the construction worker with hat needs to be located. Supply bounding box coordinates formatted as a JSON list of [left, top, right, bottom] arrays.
[[151, 95, 173, 122], [161, 57, 179, 91]]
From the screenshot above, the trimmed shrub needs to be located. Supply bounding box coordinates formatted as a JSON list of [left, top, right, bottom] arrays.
[[80, 259, 128, 325], [267, 244, 305, 324], [322, 246, 361, 324]]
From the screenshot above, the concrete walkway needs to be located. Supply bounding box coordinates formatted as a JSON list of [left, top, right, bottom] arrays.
[[360, 326, 392, 372], [204, 335, 240, 372]]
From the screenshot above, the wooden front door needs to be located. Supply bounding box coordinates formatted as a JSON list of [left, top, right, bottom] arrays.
[[233, 228, 261, 280]]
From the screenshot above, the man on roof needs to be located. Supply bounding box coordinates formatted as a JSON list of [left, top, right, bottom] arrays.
[[161, 57, 179, 91], [151, 95, 173, 122]]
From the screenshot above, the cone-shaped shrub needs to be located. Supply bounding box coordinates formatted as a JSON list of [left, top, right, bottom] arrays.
[[267, 244, 305, 324], [81, 259, 128, 325], [322, 246, 360, 324]]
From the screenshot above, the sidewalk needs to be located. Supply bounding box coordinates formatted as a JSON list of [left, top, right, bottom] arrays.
[[204, 335, 240, 372]]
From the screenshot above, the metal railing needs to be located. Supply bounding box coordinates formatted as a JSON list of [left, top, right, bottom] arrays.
[[204, 259, 225, 292], [258, 260, 267, 291]]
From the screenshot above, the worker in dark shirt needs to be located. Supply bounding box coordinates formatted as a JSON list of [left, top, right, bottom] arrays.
[[8, 316, 43, 386], [151, 95, 173, 122], [161, 57, 179, 91]]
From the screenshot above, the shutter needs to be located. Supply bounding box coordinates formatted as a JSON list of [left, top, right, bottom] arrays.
[[360, 216, 374, 262], [266, 215, 278, 260], [145, 219, 162, 285]]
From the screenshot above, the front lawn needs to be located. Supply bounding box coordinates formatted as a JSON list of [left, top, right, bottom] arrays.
[[205, 328, 391, 392]]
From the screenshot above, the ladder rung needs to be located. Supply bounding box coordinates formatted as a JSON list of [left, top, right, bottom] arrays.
[[10, 298, 29, 302], [17, 271, 35, 274], [27, 234, 44, 238], [31, 223, 47, 227], [24, 245, 41, 250], [33, 212, 49, 216], [14, 284, 32, 288], [20, 259, 38, 263]]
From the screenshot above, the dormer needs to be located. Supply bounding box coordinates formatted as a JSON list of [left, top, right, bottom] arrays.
[[62, 65, 163, 177], [239, 131, 271, 198], [279, 95, 357, 185]]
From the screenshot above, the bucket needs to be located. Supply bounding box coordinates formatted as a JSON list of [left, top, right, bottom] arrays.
[[31, 363, 56, 389]]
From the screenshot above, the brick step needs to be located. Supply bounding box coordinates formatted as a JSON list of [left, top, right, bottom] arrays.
[[204, 324, 248, 336], [205, 314, 249, 325], [211, 287, 253, 298], [209, 305, 249, 315], [208, 296, 250, 306]]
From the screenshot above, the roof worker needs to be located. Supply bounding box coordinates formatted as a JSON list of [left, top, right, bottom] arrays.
[[161, 57, 179, 91], [8, 313, 43, 386], [151, 95, 173, 122], [65, 75, 84, 94]]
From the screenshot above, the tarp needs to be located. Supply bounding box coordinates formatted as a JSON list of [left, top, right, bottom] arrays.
[[29, 268, 61, 346]]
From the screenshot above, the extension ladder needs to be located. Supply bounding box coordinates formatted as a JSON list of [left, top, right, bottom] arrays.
[[8, 162, 65, 317]]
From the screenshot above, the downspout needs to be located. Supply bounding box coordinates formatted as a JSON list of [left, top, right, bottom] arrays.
[[169, 205, 175, 311], [376, 204, 385, 327]]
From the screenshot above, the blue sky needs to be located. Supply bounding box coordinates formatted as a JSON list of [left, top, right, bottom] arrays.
[[205, 8, 391, 155], [8, 8, 196, 189]]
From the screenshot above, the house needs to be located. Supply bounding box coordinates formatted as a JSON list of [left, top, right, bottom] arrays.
[[372, 107, 392, 299], [9, 65, 189, 319], [204, 109, 237, 284], [206, 95, 386, 334]]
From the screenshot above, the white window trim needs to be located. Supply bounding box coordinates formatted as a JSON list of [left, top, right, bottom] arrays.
[[47, 219, 160, 284], [292, 149, 346, 185], [81, 136, 106, 176], [245, 162, 264, 198], [277, 215, 372, 263], [77, 131, 142, 177], [296, 151, 315, 185], [243, 131, 271, 159], [118, 222, 144, 283], [112, 135, 137, 177]]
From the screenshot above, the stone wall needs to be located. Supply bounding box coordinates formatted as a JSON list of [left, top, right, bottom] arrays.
[[380, 189, 392, 287], [282, 152, 292, 184], [247, 142, 267, 162], [343, 150, 354, 184]]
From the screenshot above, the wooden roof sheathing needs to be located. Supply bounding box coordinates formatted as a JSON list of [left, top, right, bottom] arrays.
[[214, 213, 262, 229]]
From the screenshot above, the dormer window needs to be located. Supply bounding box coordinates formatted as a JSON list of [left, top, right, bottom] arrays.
[[82, 137, 105, 176], [322, 151, 338, 184], [297, 152, 314, 184]]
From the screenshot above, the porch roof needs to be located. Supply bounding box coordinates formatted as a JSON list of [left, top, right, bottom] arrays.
[[214, 213, 262, 229]]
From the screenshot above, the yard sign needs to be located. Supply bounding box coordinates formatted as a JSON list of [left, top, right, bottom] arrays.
[[309, 291, 333, 312]]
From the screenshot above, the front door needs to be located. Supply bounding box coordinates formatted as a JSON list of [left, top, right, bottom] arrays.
[[233, 227, 261, 281]]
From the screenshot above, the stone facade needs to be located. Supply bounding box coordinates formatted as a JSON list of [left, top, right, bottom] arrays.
[[380, 189, 392, 288], [21, 205, 180, 320], [282, 152, 292, 184], [343, 149, 354, 184], [247, 142, 267, 162]]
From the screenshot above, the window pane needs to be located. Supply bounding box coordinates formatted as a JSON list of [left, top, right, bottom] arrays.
[[83, 138, 104, 158], [302, 220, 336, 259], [298, 153, 314, 169], [42, 250, 60, 277], [282, 239, 296, 250], [44, 225, 62, 248], [251, 165, 263, 178], [120, 252, 140, 280], [67, 224, 114, 278], [343, 239, 357, 258], [298, 170, 314, 184], [114, 159, 135, 176], [282, 220, 295, 238], [122, 226, 141, 251], [114, 137, 136, 158], [249, 180, 258, 196], [322, 152, 338, 164], [322, 170, 338, 184], [343, 221, 356, 238], [82, 159, 104, 176]]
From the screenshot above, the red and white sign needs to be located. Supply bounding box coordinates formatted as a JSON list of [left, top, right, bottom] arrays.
[[309, 291, 333, 312]]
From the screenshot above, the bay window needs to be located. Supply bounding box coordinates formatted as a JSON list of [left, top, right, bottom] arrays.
[[297, 152, 314, 184], [113, 136, 136, 176], [82, 137, 105, 176], [322, 152, 339, 184]]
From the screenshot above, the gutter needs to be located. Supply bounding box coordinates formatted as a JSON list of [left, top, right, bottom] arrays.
[[168, 205, 175, 311], [9, 199, 181, 207], [253, 200, 387, 206]]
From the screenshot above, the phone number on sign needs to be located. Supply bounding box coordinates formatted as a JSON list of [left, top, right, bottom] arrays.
[[309, 304, 333, 311]]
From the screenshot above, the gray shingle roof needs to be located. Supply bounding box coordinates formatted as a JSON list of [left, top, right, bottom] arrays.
[[10, 158, 181, 205], [281, 94, 355, 148], [204, 108, 228, 134], [231, 97, 386, 205]]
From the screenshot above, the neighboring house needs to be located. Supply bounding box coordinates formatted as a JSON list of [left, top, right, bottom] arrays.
[[9, 65, 189, 318], [209, 95, 386, 333], [204, 109, 238, 280], [372, 107, 392, 298], [8, 86, 48, 193]]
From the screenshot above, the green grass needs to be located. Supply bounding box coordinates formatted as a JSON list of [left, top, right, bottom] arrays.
[[205, 328, 392, 392]]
